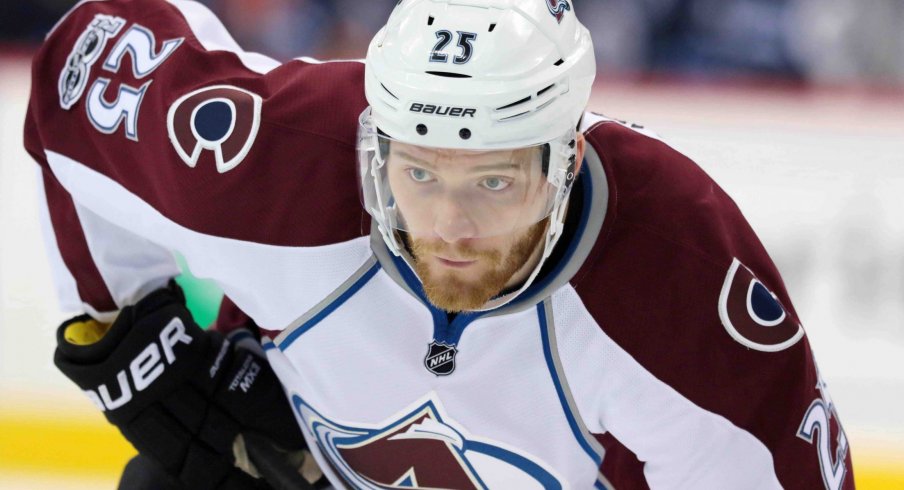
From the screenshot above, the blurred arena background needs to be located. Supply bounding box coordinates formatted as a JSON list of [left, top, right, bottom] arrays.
[[1, 0, 903, 488]]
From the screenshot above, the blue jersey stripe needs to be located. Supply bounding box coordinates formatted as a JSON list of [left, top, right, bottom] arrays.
[[537, 301, 604, 467], [279, 261, 382, 350]]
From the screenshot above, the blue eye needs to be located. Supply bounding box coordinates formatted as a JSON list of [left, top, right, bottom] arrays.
[[408, 168, 433, 182], [481, 177, 511, 191]]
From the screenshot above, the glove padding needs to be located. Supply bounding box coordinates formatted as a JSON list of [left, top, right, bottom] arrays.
[[54, 284, 306, 490]]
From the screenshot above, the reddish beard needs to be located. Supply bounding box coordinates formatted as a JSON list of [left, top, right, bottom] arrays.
[[410, 221, 547, 312]]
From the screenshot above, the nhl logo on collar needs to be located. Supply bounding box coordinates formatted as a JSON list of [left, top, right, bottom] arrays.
[[167, 85, 262, 173], [424, 341, 457, 376]]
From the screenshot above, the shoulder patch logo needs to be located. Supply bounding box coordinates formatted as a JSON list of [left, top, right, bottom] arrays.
[[166, 85, 262, 173], [718, 258, 804, 352]]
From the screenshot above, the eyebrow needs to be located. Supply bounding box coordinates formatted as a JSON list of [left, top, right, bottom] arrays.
[[395, 151, 522, 173], [471, 162, 521, 173], [395, 151, 436, 169]]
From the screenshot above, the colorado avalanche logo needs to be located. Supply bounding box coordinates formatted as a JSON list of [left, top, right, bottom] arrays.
[[718, 258, 804, 352], [166, 85, 262, 173], [546, 0, 572, 23], [294, 394, 563, 489]]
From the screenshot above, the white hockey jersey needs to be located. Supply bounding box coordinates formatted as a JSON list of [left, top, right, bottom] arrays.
[[24, 1, 853, 488]]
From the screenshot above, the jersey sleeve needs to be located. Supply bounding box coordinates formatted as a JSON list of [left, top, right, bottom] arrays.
[[26, 94, 178, 321], [24, 0, 370, 328], [575, 120, 854, 489]]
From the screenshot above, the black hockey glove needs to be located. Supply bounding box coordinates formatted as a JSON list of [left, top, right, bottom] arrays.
[[54, 283, 315, 490]]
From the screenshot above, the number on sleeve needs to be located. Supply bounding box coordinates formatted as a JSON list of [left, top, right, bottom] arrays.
[[83, 21, 183, 141], [102, 24, 183, 78], [797, 375, 850, 490]]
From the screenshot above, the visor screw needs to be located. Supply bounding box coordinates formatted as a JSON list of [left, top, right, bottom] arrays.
[[459, 128, 471, 140], [416, 124, 428, 135]]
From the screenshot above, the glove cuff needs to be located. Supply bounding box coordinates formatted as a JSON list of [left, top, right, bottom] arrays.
[[56, 282, 187, 365], [56, 314, 132, 364]]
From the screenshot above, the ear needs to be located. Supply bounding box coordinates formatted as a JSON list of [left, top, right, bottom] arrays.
[[574, 132, 586, 175]]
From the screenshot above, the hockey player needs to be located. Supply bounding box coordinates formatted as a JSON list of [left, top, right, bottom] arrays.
[[25, 0, 854, 488]]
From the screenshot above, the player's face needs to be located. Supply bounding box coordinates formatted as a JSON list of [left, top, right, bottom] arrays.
[[386, 143, 553, 312]]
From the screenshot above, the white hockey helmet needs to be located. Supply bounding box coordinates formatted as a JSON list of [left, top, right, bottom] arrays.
[[359, 0, 595, 309], [364, 0, 595, 149]]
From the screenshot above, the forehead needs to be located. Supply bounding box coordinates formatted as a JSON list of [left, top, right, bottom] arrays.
[[389, 141, 541, 169]]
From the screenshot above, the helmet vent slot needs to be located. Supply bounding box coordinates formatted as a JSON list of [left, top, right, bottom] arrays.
[[536, 98, 556, 111], [537, 84, 556, 97], [492, 80, 564, 123], [496, 95, 532, 111], [381, 83, 399, 100], [428, 16, 435, 26], [554, 59, 565, 66], [425, 71, 472, 78], [489, 23, 497, 32], [499, 111, 530, 122]]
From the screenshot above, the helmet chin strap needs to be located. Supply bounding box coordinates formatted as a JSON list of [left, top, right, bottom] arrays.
[[370, 182, 403, 257], [365, 124, 403, 256]]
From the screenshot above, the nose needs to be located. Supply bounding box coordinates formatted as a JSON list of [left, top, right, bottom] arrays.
[[432, 195, 478, 243]]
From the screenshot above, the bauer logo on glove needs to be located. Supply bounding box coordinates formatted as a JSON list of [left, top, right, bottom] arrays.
[[77, 317, 195, 411]]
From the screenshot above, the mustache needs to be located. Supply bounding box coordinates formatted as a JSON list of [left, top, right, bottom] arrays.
[[411, 239, 501, 262]]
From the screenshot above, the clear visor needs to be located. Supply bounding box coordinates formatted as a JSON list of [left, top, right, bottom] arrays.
[[358, 109, 577, 240]]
